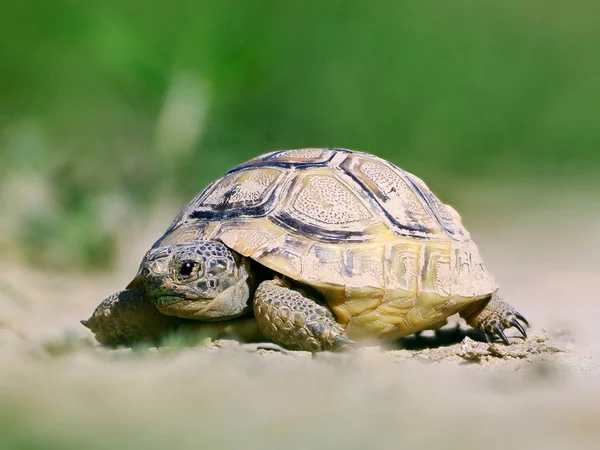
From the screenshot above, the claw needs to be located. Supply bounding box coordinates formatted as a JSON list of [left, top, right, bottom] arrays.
[[511, 318, 527, 339], [493, 326, 510, 345], [482, 330, 491, 343], [332, 335, 355, 351], [514, 312, 529, 327]]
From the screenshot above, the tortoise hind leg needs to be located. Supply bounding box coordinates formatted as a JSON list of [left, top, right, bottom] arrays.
[[253, 278, 354, 352], [459, 293, 529, 345]]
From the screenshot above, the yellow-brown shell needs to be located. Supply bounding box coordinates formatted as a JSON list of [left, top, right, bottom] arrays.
[[153, 148, 497, 339]]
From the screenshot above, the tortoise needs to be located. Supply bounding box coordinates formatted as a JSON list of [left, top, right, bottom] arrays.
[[83, 148, 528, 351]]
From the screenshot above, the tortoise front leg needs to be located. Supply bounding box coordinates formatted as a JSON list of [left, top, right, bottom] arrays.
[[253, 278, 354, 352], [82, 287, 181, 347], [82, 289, 266, 348]]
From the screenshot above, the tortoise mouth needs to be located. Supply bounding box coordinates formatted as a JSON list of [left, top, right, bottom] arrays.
[[153, 297, 215, 319], [152, 276, 251, 321]]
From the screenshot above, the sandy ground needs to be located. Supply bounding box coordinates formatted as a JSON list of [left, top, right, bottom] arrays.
[[1, 194, 599, 449]]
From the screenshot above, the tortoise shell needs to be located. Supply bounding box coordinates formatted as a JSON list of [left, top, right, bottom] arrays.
[[149, 148, 497, 338]]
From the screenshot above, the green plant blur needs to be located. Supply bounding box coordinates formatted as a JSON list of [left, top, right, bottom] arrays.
[[1, 0, 598, 270]]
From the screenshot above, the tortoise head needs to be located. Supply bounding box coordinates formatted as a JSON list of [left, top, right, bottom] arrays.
[[128, 240, 252, 320]]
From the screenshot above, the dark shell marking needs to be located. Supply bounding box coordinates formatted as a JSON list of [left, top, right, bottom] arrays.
[[185, 148, 467, 244]]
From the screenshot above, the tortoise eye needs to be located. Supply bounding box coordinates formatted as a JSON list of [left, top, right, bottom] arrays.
[[179, 261, 196, 277]]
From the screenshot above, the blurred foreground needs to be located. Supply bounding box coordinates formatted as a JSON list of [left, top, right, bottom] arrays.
[[1, 194, 599, 449]]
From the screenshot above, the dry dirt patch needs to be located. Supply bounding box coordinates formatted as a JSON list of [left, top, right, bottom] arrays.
[[1, 205, 599, 449]]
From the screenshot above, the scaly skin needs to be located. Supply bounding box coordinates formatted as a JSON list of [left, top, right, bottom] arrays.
[[459, 293, 529, 344], [81, 287, 181, 347], [82, 287, 267, 347], [253, 278, 354, 352]]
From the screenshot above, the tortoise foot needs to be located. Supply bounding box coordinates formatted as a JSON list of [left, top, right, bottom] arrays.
[[460, 294, 529, 345], [83, 288, 181, 347]]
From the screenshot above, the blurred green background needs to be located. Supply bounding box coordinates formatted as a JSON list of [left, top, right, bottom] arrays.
[[1, 0, 598, 270]]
